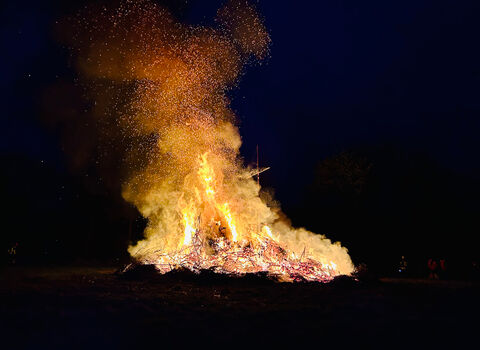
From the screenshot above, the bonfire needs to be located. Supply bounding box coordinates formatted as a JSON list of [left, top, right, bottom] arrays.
[[129, 153, 340, 283], [67, 0, 354, 282]]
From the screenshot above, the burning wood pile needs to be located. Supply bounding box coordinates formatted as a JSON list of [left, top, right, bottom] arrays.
[[127, 152, 347, 283], [139, 228, 338, 283]]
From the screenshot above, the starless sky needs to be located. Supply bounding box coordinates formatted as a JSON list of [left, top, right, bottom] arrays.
[[1, 0, 480, 208]]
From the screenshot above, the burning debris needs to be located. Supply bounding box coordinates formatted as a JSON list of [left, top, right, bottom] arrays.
[[65, 0, 354, 282], [128, 152, 346, 282], [142, 233, 338, 283], [132, 153, 341, 282]]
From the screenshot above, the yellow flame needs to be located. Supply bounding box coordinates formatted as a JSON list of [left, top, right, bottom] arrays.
[[181, 201, 196, 246], [262, 225, 277, 241], [217, 202, 238, 242], [198, 153, 216, 200], [196, 154, 239, 242]]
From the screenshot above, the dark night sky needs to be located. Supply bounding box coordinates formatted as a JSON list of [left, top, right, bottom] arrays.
[[1, 0, 480, 267], [236, 1, 480, 203]]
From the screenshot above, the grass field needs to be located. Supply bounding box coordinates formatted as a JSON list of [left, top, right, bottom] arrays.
[[1, 266, 478, 349]]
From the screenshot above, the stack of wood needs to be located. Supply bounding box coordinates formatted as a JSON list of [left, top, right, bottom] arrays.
[[140, 229, 336, 282]]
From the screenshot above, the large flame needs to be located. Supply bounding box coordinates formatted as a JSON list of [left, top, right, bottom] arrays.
[[66, 0, 354, 281], [134, 151, 350, 282]]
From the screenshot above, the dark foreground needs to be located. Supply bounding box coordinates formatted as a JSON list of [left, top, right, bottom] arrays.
[[1, 266, 478, 349]]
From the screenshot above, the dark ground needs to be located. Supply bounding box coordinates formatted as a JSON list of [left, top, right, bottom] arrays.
[[1, 266, 478, 349]]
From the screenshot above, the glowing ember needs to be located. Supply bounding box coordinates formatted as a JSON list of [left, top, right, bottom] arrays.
[[66, 0, 354, 282]]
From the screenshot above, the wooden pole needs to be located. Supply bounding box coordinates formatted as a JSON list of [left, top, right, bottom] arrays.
[[256, 144, 260, 234], [256, 144, 260, 187]]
